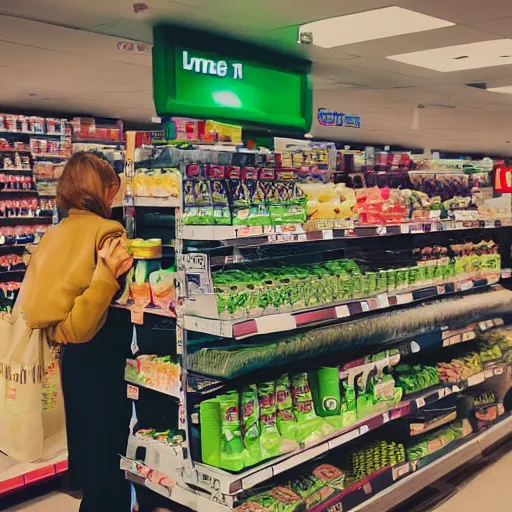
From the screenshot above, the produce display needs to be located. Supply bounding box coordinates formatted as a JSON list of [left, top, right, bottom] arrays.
[[125, 355, 180, 394], [0, 253, 26, 273], [121, 131, 512, 512], [478, 341, 502, 363], [346, 439, 406, 485], [198, 363, 405, 471], [478, 327, 512, 363], [437, 351, 483, 383], [235, 439, 406, 512], [116, 241, 177, 312], [406, 419, 471, 461], [188, 287, 512, 379], [131, 168, 180, 199], [235, 463, 345, 512], [135, 428, 185, 447], [211, 240, 500, 319], [174, 146, 502, 229], [393, 364, 440, 394]]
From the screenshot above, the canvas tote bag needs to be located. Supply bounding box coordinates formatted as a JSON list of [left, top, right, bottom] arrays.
[[0, 297, 66, 462]]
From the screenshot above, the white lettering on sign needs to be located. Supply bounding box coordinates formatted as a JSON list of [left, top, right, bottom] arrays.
[[182, 51, 243, 79]]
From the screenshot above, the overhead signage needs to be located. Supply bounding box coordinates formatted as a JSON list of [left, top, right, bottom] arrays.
[[182, 50, 243, 80], [318, 108, 361, 128], [153, 26, 312, 132]]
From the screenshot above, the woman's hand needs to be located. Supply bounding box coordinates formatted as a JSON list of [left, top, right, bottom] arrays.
[[98, 237, 133, 278]]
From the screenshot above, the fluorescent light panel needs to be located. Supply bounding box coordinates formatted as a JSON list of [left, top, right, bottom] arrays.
[[299, 7, 454, 48], [387, 39, 512, 72]]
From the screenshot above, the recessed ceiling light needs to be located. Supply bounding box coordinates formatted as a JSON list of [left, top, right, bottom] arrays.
[[387, 39, 512, 72], [298, 7, 454, 48]]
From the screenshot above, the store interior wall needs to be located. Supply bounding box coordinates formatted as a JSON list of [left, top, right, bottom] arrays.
[[3, 0, 512, 153]]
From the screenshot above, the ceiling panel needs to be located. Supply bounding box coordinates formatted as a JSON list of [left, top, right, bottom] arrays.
[[0, 15, 153, 66], [0, 42, 151, 90], [398, 0, 512, 24]]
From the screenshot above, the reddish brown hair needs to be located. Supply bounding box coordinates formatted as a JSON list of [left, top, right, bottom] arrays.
[[57, 151, 120, 218]]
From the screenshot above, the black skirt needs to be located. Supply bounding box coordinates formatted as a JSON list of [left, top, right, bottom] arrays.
[[61, 307, 133, 512]]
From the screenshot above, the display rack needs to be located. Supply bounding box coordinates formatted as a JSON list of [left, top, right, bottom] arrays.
[[0, 451, 68, 497], [119, 133, 512, 512]]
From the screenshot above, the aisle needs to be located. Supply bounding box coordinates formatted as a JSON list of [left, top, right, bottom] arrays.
[[433, 448, 512, 512], [3, 491, 79, 511]]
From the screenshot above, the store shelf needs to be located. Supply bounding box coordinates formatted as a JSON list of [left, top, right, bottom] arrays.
[[0, 243, 35, 252], [351, 415, 512, 512], [0, 149, 31, 154], [125, 377, 180, 399], [111, 303, 176, 320], [133, 196, 180, 208], [183, 276, 498, 339], [0, 217, 52, 225], [0, 190, 38, 194], [180, 218, 509, 246], [72, 139, 123, 146], [189, 366, 504, 497], [32, 154, 69, 160], [0, 130, 65, 138], [0, 451, 68, 497], [0, 169, 33, 174], [123, 457, 230, 512]]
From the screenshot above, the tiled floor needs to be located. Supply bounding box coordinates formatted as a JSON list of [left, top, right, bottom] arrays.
[[2, 449, 511, 511], [433, 449, 512, 512], [3, 491, 79, 512]]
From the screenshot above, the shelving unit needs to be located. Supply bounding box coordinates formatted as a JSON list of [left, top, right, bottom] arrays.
[[119, 135, 512, 512]]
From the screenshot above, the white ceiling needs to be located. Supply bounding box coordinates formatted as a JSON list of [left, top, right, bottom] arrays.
[[2, 0, 512, 153]]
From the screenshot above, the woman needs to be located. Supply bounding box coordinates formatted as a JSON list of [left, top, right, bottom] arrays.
[[19, 151, 134, 511]]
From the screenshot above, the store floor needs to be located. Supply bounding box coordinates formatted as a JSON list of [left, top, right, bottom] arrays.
[[1, 446, 511, 512]]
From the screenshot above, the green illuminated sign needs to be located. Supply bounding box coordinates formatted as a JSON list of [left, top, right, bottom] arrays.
[[153, 26, 312, 132]]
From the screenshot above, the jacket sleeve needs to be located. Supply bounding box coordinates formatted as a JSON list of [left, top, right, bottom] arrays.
[[51, 251, 121, 345]]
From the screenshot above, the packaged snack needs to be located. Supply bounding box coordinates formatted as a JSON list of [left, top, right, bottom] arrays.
[[235, 486, 303, 512], [291, 373, 331, 443], [242, 385, 262, 466], [309, 367, 341, 418], [258, 383, 284, 460], [220, 393, 245, 469], [276, 375, 297, 443]]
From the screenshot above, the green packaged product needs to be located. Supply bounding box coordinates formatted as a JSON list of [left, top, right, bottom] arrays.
[[292, 373, 332, 443], [355, 372, 374, 420], [242, 386, 262, 466], [309, 368, 342, 417], [258, 383, 284, 460], [365, 272, 378, 295], [415, 265, 427, 284], [426, 264, 437, 282], [386, 269, 396, 291], [220, 394, 245, 467], [377, 270, 388, 293], [341, 382, 357, 428], [351, 273, 364, 298], [395, 268, 408, 290], [288, 473, 338, 509], [407, 420, 466, 461], [408, 266, 420, 287], [200, 395, 244, 471], [276, 375, 298, 443]]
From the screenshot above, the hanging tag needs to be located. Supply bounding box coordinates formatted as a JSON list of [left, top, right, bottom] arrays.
[[127, 384, 139, 401], [130, 325, 139, 355]]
